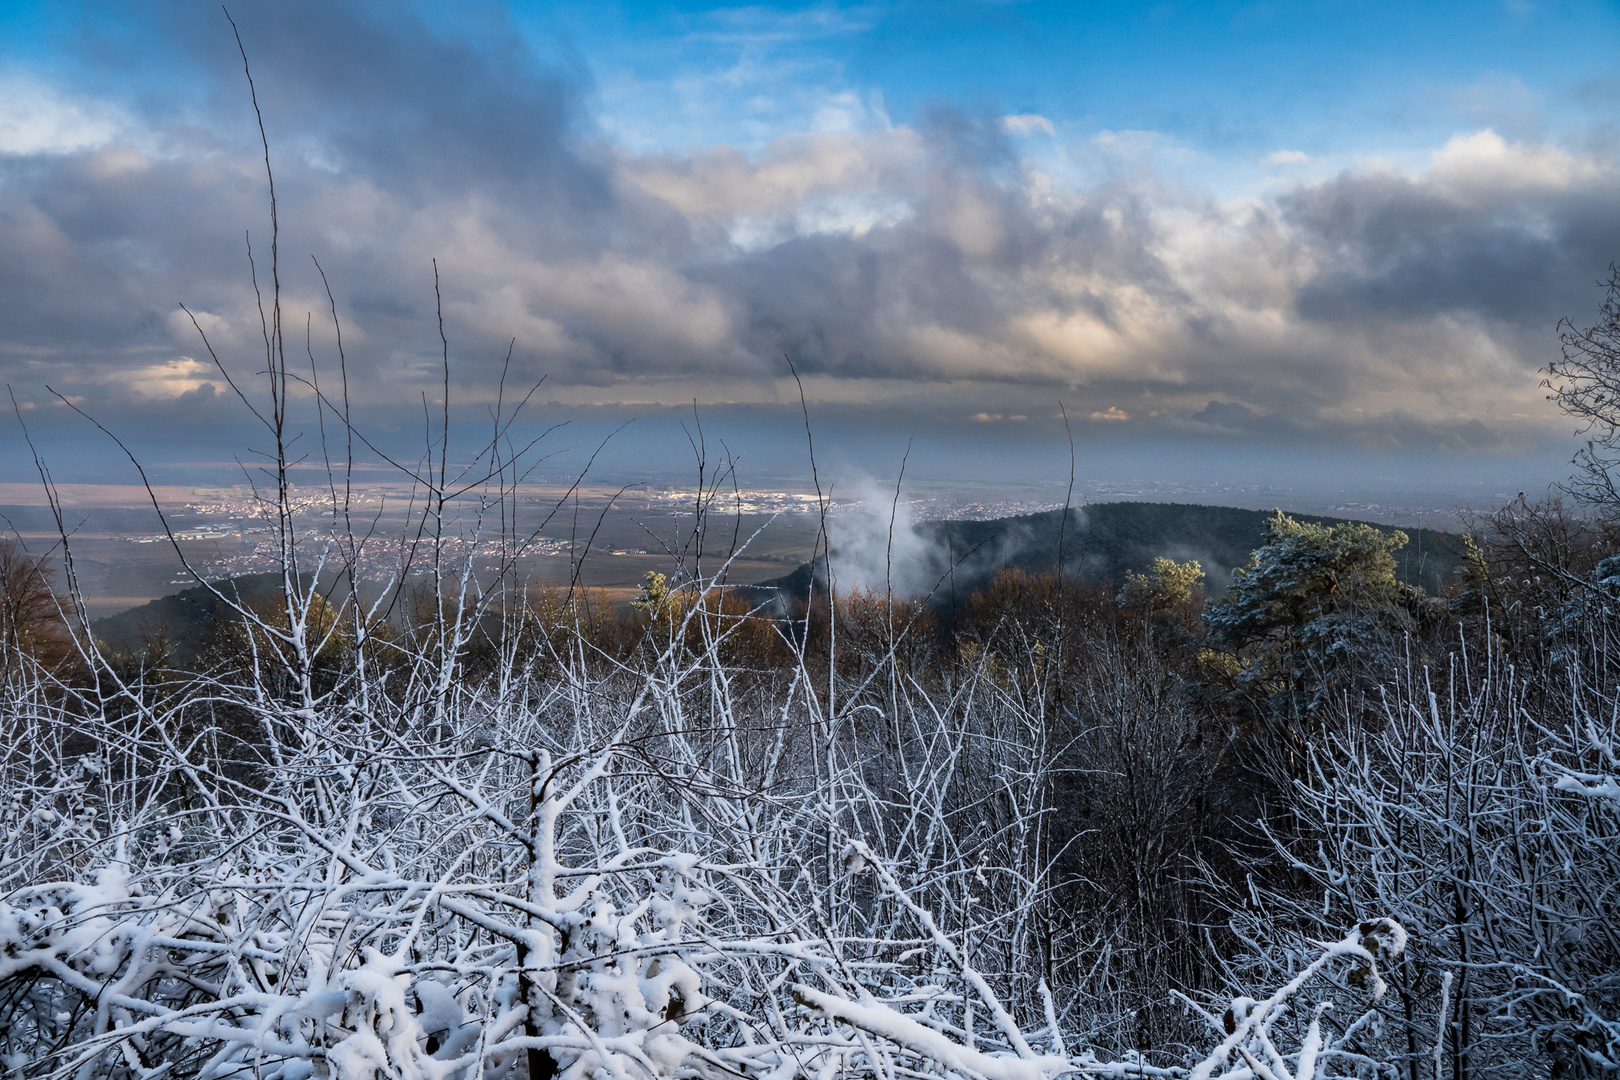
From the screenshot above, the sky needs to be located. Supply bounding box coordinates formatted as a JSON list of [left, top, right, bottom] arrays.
[[2, 0, 1619, 506]]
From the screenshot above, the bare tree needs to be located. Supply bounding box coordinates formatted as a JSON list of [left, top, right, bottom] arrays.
[[1547, 266, 1620, 517], [0, 536, 66, 676]]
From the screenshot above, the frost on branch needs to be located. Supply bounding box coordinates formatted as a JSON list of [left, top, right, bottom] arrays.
[[0, 606, 1414, 1080]]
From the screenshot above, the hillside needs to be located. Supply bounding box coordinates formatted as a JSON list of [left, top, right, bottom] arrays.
[[89, 503, 1466, 653], [759, 501, 1466, 603], [89, 572, 291, 661]]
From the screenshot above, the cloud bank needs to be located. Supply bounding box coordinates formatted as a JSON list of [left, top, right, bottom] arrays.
[[0, 0, 1613, 467]]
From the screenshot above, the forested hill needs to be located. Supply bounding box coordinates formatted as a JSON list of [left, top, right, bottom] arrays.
[[90, 572, 290, 661], [761, 501, 1466, 601], [89, 503, 1464, 657]]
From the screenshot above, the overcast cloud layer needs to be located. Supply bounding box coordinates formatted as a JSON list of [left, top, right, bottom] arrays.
[[1, 0, 1616, 481]]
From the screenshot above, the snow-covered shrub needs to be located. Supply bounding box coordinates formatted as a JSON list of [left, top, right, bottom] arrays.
[[0, 533, 1420, 1080], [1222, 644, 1620, 1079]]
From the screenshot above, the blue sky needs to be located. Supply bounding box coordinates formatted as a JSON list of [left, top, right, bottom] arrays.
[[526, 1, 1620, 161], [9, 1, 1613, 162], [0, 0, 1618, 500]]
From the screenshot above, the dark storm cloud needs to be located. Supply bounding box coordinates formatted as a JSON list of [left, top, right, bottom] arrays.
[[1285, 169, 1620, 326], [706, 184, 1179, 385], [0, 150, 258, 352], [140, 0, 610, 215]]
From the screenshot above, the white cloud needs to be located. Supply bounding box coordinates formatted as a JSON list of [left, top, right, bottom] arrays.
[[811, 91, 864, 133], [124, 357, 218, 399], [1001, 114, 1055, 137], [0, 78, 127, 156], [1088, 129, 1168, 155], [621, 129, 923, 220], [1262, 150, 1310, 166], [1429, 129, 1607, 196]]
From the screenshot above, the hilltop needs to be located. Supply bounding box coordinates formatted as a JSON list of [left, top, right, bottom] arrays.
[[89, 573, 291, 661], [759, 501, 1465, 603]]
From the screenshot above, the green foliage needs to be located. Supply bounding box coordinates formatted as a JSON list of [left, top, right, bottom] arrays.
[[633, 570, 691, 645], [1121, 557, 1205, 609], [633, 570, 673, 613], [1203, 511, 1435, 723]]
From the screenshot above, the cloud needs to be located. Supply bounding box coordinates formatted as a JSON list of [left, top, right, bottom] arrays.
[[125, 357, 218, 399], [1262, 150, 1310, 166], [0, 76, 130, 155], [1189, 400, 1255, 429], [1429, 129, 1606, 195], [826, 474, 938, 596], [0, 0, 1612, 470], [1284, 135, 1620, 331], [1001, 114, 1055, 137]]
